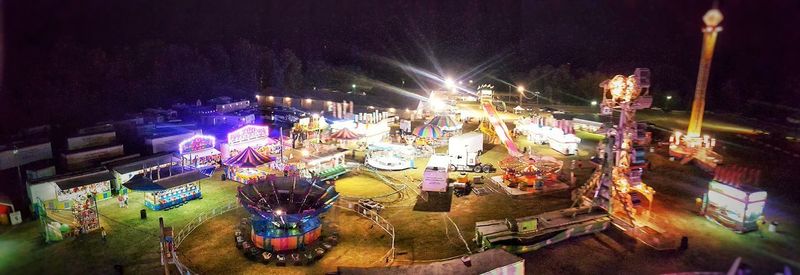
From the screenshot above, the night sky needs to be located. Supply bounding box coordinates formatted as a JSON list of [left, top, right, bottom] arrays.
[[2, 0, 799, 134]]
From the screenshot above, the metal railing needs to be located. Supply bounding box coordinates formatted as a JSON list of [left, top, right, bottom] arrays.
[[163, 201, 240, 275], [166, 197, 398, 273], [338, 202, 397, 265], [173, 201, 241, 248]]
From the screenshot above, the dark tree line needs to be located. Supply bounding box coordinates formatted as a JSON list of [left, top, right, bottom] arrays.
[[3, 38, 350, 130]]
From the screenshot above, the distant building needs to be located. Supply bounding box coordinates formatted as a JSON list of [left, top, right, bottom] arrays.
[[143, 128, 202, 154], [0, 140, 53, 170], [67, 131, 116, 151], [200, 111, 255, 127], [61, 144, 125, 171], [215, 100, 250, 113]]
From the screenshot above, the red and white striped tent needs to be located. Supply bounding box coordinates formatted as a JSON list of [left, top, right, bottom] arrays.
[[329, 127, 361, 140]]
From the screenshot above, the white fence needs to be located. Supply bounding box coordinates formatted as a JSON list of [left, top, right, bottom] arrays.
[[173, 201, 240, 248], [164, 201, 241, 275], [340, 202, 397, 265]]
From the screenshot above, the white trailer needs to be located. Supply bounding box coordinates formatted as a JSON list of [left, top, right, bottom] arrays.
[[422, 155, 450, 192], [448, 132, 493, 173]]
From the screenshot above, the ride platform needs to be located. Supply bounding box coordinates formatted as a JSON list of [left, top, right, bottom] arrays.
[[475, 206, 611, 254], [490, 175, 570, 197]]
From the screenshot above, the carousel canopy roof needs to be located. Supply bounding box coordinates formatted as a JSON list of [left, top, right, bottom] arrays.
[[330, 127, 361, 140], [413, 123, 443, 138], [238, 177, 339, 223], [224, 146, 274, 168], [428, 115, 459, 130]]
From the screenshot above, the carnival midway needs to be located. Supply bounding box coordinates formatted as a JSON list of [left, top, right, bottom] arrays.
[[2, 6, 798, 275]]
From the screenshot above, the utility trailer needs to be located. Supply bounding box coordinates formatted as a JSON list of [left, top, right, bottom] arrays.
[[448, 132, 494, 173]]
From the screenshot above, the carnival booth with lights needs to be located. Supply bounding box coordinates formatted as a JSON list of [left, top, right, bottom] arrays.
[[329, 114, 391, 146], [545, 125, 581, 156], [221, 125, 277, 160], [299, 146, 349, 180], [328, 127, 362, 149], [27, 168, 114, 240], [28, 168, 115, 210], [224, 147, 274, 184], [237, 177, 338, 252], [179, 135, 221, 167], [124, 166, 212, 211], [514, 117, 580, 156], [365, 143, 415, 171], [702, 166, 767, 233]]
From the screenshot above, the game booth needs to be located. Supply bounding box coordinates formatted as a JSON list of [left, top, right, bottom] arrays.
[[224, 147, 274, 184], [221, 125, 277, 160], [702, 166, 767, 233], [179, 134, 221, 167], [124, 166, 212, 211], [328, 127, 362, 149], [545, 127, 581, 156], [27, 169, 115, 241], [365, 143, 415, 171], [28, 168, 115, 210], [236, 177, 339, 257], [330, 116, 391, 146]]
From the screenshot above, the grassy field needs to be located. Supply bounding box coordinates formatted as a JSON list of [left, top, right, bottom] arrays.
[[0, 172, 243, 274]]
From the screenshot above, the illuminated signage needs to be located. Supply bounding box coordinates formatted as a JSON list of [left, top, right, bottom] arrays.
[[227, 125, 269, 146], [179, 135, 216, 154]]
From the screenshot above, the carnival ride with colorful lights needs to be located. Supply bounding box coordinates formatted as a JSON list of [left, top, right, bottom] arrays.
[[476, 68, 670, 254], [668, 8, 726, 172], [236, 176, 339, 258]]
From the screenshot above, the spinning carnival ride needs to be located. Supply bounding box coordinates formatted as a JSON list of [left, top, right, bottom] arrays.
[[237, 177, 339, 251]]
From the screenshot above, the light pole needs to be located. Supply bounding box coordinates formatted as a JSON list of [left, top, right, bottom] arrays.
[[517, 85, 524, 106], [351, 84, 356, 94], [665, 95, 672, 111]]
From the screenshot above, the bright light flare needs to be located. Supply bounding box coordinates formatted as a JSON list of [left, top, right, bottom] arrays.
[[444, 78, 455, 89]]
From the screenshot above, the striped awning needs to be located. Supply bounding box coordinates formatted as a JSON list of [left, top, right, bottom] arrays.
[[224, 147, 274, 168], [330, 127, 361, 140]]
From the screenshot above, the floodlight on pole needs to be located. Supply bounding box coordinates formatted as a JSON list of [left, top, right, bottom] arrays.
[[444, 78, 455, 89]]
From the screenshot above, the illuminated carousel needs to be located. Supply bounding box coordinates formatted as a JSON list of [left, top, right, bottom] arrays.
[[235, 177, 340, 265]]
